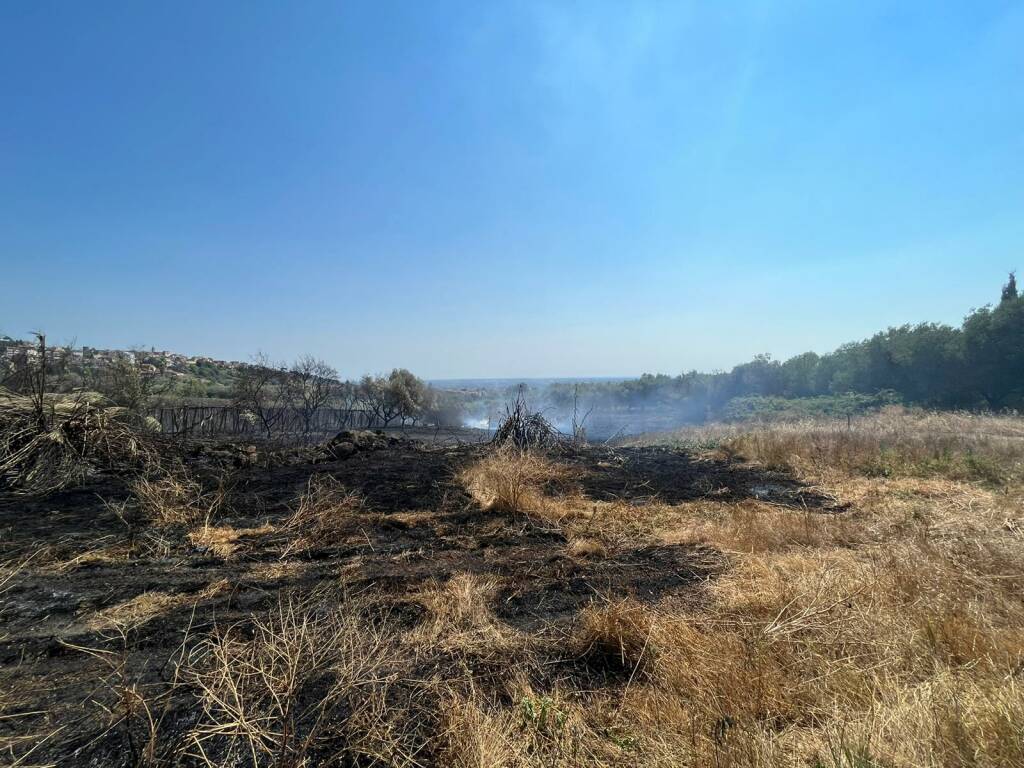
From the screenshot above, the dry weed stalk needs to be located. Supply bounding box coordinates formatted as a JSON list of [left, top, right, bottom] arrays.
[[280, 474, 364, 557], [186, 592, 409, 768], [130, 468, 228, 529]]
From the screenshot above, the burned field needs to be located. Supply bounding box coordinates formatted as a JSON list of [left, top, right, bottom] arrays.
[[6, 409, 1023, 768], [0, 434, 837, 767]]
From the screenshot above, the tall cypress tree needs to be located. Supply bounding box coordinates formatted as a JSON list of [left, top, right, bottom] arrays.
[[1001, 271, 1018, 303]]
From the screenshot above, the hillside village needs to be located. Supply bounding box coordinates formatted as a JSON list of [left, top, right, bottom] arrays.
[[0, 335, 245, 394], [0, 335, 241, 373]]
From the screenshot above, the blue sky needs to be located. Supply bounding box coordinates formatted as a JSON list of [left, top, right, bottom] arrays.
[[2, 2, 1022, 378]]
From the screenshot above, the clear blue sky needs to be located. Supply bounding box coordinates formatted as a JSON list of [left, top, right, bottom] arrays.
[[2, 2, 1022, 378]]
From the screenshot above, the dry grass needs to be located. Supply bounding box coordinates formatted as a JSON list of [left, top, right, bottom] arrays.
[[130, 468, 229, 529], [459, 446, 571, 520], [662, 499, 862, 554], [409, 573, 521, 657], [449, 413, 1024, 766], [588, 409, 1024, 767], [459, 447, 673, 553], [641, 407, 1024, 486], [462, 446, 726, 554], [437, 693, 521, 768], [188, 523, 275, 559], [86, 591, 184, 632], [185, 591, 419, 768], [86, 580, 228, 631], [17, 410, 1024, 766], [461, 449, 687, 554], [566, 536, 607, 559], [573, 598, 658, 677], [51, 541, 136, 572], [603, 536, 1024, 766], [0, 388, 160, 495], [280, 474, 365, 556]]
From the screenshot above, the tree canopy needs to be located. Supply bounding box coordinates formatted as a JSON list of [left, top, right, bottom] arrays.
[[544, 275, 1024, 414]]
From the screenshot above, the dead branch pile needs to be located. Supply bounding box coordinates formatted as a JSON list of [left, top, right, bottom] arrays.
[[0, 388, 160, 495], [491, 389, 564, 450]]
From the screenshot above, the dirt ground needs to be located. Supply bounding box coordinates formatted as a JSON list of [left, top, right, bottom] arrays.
[[0, 436, 836, 766]]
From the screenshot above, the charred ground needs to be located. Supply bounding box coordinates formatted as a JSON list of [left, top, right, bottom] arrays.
[[0, 434, 836, 766]]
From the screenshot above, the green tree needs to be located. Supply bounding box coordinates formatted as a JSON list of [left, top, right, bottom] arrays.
[[1001, 271, 1018, 303]]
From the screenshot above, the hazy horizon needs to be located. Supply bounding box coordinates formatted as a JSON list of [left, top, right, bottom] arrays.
[[3, 2, 1022, 378]]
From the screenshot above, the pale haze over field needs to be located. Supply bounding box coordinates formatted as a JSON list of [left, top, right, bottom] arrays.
[[2, 2, 1022, 378]]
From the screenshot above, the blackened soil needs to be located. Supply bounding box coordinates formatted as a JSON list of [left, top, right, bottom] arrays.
[[0, 440, 837, 765], [563, 445, 840, 508]]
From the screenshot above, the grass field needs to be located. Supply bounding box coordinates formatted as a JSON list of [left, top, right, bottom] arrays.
[[613, 408, 1024, 766], [2, 407, 1023, 766]]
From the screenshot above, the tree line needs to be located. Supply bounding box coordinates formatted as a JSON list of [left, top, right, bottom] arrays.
[[543, 274, 1024, 417]]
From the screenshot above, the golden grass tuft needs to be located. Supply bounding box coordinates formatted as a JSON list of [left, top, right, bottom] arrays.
[[566, 536, 607, 559], [437, 693, 520, 768], [410, 572, 519, 655], [87, 580, 228, 631], [573, 598, 658, 676], [188, 523, 274, 559], [459, 447, 570, 519]]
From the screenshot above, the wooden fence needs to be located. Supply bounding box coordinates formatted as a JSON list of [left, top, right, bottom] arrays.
[[151, 405, 381, 437]]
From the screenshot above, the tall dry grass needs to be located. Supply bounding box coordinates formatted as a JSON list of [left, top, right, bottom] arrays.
[[459, 446, 571, 521], [639, 407, 1024, 485], [447, 414, 1024, 766]]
